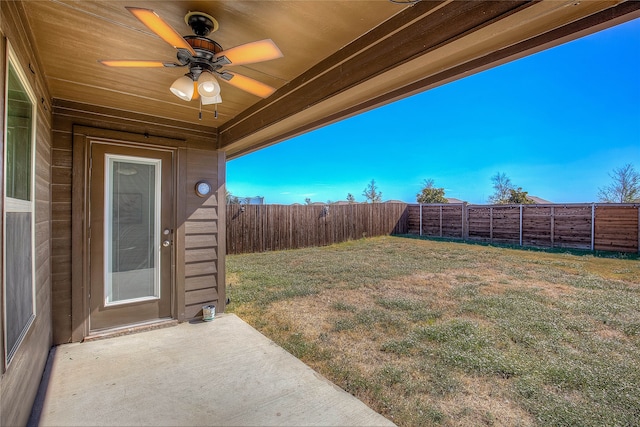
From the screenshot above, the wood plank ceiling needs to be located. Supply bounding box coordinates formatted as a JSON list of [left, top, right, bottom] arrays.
[[15, 0, 640, 158]]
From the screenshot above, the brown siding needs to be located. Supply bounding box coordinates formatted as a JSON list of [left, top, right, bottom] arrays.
[[184, 149, 222, 319], [1, 2, 53, 426], [51, 100, 224, 344]]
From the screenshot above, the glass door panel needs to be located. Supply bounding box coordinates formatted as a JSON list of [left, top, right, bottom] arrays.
[[105, 156, 161, 305]]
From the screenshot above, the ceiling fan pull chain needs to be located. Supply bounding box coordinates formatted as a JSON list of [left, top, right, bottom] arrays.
[[215, 104, 218, 119], [199, 99, 203, 120]]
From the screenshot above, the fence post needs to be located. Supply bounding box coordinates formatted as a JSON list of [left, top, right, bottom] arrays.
[[550, 206, 555, 248], [460, 204, 464, 239], [464, 203, 469, 240], [591, 203, 595, 251], [419, 204, 423, 236], [519, 204, 523, 246], [439, 205, 443, 238], [490, 206, 493, 243]]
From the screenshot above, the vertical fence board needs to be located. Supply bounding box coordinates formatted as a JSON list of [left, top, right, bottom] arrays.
[[226, 203, 408, 254]]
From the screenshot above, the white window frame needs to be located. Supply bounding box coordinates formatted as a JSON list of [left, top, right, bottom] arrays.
[[3, 43, 37, 367]]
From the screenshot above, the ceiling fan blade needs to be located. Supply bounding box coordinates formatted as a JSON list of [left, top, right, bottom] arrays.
[[99, 60, 178, 68], [126, 7, 196, 56], [220, 71, 276, 98], [215, 39, 283, 66]]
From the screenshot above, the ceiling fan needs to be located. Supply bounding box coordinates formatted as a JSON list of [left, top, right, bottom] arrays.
[[99, 7, 283, 109]]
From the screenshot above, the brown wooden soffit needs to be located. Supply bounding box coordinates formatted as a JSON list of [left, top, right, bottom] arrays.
[[219, 0, 640, 159], [52, 99, 218, 149]]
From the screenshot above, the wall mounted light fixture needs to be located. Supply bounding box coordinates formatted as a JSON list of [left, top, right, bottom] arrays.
[[195, 180, 212, 197]]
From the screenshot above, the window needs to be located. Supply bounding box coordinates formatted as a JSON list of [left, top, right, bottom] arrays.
[[3, 45, 36, 366]]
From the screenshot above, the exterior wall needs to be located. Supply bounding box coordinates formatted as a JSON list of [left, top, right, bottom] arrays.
[[183, 149, 226, 319], [0, 2, 53, 426], [1, 0, 225, 419], [51, 100, 225, 344]]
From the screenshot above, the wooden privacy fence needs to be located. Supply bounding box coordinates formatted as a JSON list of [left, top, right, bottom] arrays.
[[407, 203, 640, 253], [226, 203, 639, 254], [226, 203, 408, 254]]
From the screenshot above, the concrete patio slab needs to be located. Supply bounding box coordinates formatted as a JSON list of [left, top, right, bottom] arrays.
[[31, 314, 395, 426]]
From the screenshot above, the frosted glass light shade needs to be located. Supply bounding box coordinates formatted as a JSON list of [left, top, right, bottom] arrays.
[[201, 94, 222, 105], [197, 72, 221, 97], [170, 75, 195, 101]]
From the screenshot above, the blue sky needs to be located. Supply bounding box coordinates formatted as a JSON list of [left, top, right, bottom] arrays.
[[227, 18, 640, 205]]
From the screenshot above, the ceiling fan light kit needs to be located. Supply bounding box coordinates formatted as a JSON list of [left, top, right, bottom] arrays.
[[99, 7, 283, 114], [197, 71, 221, 97], [170, 75, 195, 101]]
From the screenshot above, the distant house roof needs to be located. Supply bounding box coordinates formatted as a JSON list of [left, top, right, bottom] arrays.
[[446, 198, 466, 204], [328, 200, 408, 205], [237, 196, 264, 205], [528, 196, 553, 204]]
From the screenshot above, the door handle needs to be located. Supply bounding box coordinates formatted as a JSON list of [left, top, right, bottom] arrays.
[[162, 240, 171, 247]]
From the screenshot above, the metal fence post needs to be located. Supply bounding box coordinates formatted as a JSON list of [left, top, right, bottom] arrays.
[[490, 206, 493, 243], [550, 206, 555, 247], [461, 204, 464, 239], [520, 204, 523, 246]]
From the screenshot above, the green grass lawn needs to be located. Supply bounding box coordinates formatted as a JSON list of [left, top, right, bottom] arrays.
[[226, 236, 640, 427]]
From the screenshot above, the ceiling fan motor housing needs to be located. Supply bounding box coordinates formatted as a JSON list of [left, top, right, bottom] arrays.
[[179, 36, 228, 80], [178, 12, 229, 80], [185, 11, 218, 37]]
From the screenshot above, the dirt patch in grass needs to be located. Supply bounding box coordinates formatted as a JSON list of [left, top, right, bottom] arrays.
[[536, 282, 576, 298], [439, 376, 535, 427], [595, 326, 628, 341], [227, 236, 640, 426]]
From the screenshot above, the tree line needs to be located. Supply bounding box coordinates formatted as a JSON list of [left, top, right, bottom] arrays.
[[417, 163, 639, 204], [228, 163, 639, 205]]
